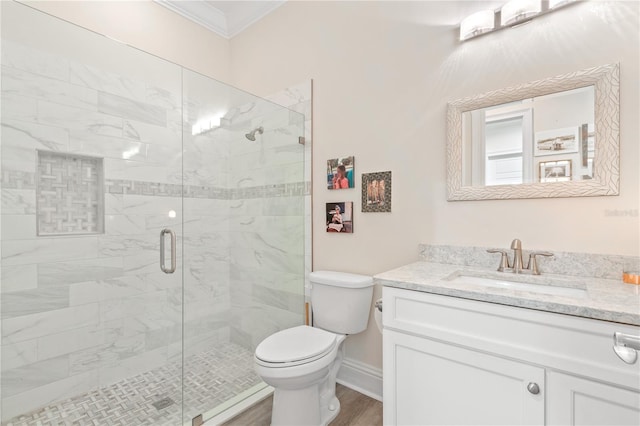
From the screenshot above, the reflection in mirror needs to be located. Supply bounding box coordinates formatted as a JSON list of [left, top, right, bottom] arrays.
[[462, 86, 595, 187]]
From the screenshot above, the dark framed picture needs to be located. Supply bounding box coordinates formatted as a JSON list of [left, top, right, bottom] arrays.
[[326, 202, 353, 233], [362, 171, 391, 212], [327, 157, 354, 189]]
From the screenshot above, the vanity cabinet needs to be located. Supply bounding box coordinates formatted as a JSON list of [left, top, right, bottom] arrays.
[[382, 287, 640, 426], [546, 371, 640, 425], [388, 331, 544, 425]]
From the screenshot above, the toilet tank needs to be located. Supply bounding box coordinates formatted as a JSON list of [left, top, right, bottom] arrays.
[[310, 271, 374, 334]]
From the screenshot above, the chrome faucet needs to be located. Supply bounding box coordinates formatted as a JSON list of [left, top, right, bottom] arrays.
[[487, 239, 554, 275]]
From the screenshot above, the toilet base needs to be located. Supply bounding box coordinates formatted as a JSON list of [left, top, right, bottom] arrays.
[[323, 395, 341, 425], [271, 389, 340, 426], [266, 337, 346, 426]]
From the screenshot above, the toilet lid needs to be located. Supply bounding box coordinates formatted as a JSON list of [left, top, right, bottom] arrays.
[[255, 325, 337, 364]]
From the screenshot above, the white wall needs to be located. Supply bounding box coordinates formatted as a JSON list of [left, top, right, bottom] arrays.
[[23, 0, 231, 82], [229, 1, 640, 370]]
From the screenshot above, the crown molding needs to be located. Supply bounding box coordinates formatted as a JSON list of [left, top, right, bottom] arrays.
[[154, 0, 286, 39], [225, 1, 286, 38], [155, 0, 228, 38]]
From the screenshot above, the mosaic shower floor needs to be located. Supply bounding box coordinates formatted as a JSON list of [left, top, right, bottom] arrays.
[[4, 342, 262, 426]]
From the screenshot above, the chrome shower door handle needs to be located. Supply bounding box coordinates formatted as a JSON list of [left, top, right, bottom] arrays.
[[160, 228, 176, 274]]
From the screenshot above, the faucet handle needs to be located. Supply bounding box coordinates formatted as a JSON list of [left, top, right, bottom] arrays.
[[487, 249, 511, 272], [528, 251, 554, 275]]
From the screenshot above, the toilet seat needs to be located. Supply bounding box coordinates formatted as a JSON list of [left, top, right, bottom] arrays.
[[255, 325, 337, 368]]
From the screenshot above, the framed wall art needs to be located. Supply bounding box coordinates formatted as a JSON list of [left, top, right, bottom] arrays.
[[327, 156, 354, 189], [539, 160, 572, 183], [534, 127, 579, 157], [362, 171, 391, 212], [326, 202, 353, 233]]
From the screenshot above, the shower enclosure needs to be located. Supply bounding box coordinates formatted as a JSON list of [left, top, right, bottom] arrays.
[[0, 2, 306, 424]]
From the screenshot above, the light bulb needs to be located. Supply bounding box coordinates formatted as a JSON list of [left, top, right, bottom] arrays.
[[501, 0, 542, 26], [460, 10, 496, 41]]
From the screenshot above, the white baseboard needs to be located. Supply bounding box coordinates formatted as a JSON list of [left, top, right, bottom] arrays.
[[336, 357, 383, 402]]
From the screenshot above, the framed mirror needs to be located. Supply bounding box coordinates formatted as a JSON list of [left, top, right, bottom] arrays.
[[447, 64, 619, 201]]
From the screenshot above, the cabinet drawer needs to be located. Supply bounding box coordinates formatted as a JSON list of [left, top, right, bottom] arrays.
[[383, 287, 640, 389]]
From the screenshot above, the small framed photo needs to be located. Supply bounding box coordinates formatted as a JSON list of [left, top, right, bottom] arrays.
[[535, 127, 579, 156], [327, 157, 354, 190], [362, 171, 391, 213], [326, 202, 353, 233], [539, 160, 572, 183]]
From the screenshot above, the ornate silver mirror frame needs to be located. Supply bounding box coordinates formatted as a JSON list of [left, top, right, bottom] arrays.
[[447, 63, 619, 201]]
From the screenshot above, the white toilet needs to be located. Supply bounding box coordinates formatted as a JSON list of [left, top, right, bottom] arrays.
[[254, 271, 374, 426]]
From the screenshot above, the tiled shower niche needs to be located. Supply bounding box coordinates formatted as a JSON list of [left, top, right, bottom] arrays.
[[36, 151, 104, 236]]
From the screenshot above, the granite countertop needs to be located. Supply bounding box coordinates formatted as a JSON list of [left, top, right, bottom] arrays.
[[375, 261, 640, 326]]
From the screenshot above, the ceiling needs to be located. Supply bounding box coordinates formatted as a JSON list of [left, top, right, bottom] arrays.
[[154, 0, 286, 39]]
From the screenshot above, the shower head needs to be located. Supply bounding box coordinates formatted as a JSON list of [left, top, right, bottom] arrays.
[[245, 126, 264, 141]]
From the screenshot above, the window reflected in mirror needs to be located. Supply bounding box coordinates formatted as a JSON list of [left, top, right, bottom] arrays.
[[462, 86, 595, 187]]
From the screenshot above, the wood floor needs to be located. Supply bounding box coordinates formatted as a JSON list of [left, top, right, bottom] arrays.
[[223, 384, 383, 426]]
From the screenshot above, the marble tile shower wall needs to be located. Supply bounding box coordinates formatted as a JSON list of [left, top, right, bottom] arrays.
[[0, 40, 232, 420], [225, 90, 310, 351], [181, 127, 232, 361], [265, 82, 313, 298], [0, 39, 310, 420]]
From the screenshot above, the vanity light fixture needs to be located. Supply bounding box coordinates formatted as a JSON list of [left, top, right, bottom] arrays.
[[500, 0, 542, 26], [459, 10, 496, 41], [548, 0, 575, 9], [459, 0, 578, 41]]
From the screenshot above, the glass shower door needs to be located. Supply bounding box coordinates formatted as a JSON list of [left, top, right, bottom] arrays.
[[1, 2, 185, 424], [181, 69, 307, 423], [1, 2, 307, 425]]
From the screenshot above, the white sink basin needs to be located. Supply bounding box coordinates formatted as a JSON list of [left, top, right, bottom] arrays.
[[445, 272, 588, 298]]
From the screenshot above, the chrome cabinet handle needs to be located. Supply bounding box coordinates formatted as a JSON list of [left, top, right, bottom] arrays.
[[527, 382, 540, 395], [160, 228, 176, 274], [528, 251, 554, 275], [487, 249, 511, 272], [613, 332, 640, 364]]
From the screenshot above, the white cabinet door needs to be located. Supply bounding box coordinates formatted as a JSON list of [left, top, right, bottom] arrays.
[[547, 371, 640, 426], [384, 330, 545, 426]]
